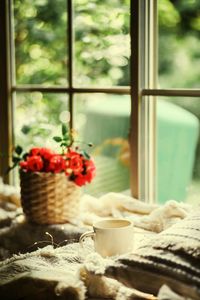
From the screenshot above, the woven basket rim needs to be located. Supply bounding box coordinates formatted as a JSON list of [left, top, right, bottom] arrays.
[[20, 169, 68, 178]]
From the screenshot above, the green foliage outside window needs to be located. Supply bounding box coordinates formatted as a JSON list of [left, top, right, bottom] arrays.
[[13, 0, 200, 191]]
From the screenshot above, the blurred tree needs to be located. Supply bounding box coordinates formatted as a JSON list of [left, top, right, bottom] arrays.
[[158, 0, 200, 179], [14, 0, 200, 88], [13, 0, 200, 177], [13, 0, 130, 151], [74, 0, 130, 86], [158, 0, 200, 88], [14, 0, 68, 85]]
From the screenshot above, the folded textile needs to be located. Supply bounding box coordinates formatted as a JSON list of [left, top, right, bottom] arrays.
[[79, 193, 193, 233], [158, 284, 194, 300], [105, 212, 200, 300], [0, 241, 163, 300]]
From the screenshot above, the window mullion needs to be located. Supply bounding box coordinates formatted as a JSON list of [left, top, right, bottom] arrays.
[[0, 0, 13, 183], [142, 89, 200, 97], [67, 0, 73, 127], [130, 0, 140, 198], [147, 0, 157, 204], [12, 86, 130, 94], [139, 0, 157, 203]]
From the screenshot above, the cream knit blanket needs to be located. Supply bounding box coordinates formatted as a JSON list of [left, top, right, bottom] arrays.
[[0, 180, 196, 299], [0, 241, 194, 300]]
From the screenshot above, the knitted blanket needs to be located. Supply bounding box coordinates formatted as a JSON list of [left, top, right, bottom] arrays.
[[0, 229, 197, 300], [0, 181, 197, 299]]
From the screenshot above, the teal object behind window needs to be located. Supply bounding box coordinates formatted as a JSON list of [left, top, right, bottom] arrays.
[[157, 100, 199, 203], [83, 97, 199, 202]]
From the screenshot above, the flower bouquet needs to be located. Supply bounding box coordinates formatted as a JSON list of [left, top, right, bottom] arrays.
[[11, 124, 96, 224]]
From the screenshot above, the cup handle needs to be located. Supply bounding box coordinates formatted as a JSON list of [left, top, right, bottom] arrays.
[[79, 230, 95, 246]]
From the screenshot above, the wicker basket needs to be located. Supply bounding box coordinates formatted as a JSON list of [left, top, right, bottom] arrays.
[[20, 171, 81, 225]]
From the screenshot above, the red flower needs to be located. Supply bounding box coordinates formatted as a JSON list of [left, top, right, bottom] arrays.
[[84, 159, 96, 183], [74, 174, 87, 186], [40, 148, 55, 160], [84, 170, 95, 184], [47, 154, 66, 173], [30, 148, 41, 156], [65, 151, 83, 175], [19, 161, 28, 170], [72, 159, 96, 186], [26, 155, 44, 172], [29, 147, 54, 160], [18, 144, 95, 186]]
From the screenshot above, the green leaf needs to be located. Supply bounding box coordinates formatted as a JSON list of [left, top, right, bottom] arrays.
[[88, 142, 93, 147], [53, 136, 62, 142], [23, 152, 28, 160], [82, 150, 90, 160], [60, 142, 68, 147], [63, 135, 69, 141], [12, 156, 21, 163], [15, 145, 23, 155], [21, 125, 31, 135], [62, 124, 68, 136]]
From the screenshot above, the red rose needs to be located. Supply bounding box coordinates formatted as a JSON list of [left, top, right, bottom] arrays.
[[84, 158, 96, 172], [65, 151, 83, 175], [84, 170, 95, 183], [84, 159, 96, 182], [29, 147, 54, 161], [30, 147, 41, 156], [74, 174, 87, 186], [19, 161, 28, 170], [26, 155, 44, 172], [47, 154, 66, 173], [72, 159, 96, 186], [18, 144, 95, 183], [40, 148, 55, 160]]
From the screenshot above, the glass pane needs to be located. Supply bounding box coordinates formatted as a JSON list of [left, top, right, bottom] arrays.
[[74, 94, 131, 195], [14, 0, 68, 85], [158, 1, 200, 88], [14, 92, 69, 150], [74, 0, 130, 87], [157, 97, 200, 205]]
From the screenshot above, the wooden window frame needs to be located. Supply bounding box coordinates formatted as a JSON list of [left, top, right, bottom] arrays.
[[0, 0, 13, 184]]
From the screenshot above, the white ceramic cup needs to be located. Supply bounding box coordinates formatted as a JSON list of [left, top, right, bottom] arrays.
[[79, 218, 134, 257]]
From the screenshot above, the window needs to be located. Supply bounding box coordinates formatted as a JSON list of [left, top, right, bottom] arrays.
[[1, 0, 200, 203], [143, 0, 200, 204], [157, 0, 200, 205], [0, 0, 134, 196]]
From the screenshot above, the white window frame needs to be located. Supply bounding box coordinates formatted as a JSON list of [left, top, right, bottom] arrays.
[[130, 0, 157, 202], [134, 0, 200, 203]]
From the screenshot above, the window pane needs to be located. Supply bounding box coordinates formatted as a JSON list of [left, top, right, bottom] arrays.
[[14, 92, 69, 150], [14, 0, 68, 85], [74, 94, 131, 195], [74, 0, 130, 87], [158, 1, 200, 88], [157, 97, 200, 205]]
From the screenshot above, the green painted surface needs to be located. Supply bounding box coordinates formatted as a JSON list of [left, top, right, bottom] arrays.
[[157, 100, 199, 203], [84, 98, 199, 202], [83, 97, 130, 146]]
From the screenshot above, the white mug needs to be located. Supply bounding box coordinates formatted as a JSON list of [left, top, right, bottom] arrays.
[[79, 218, 134, 257]]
